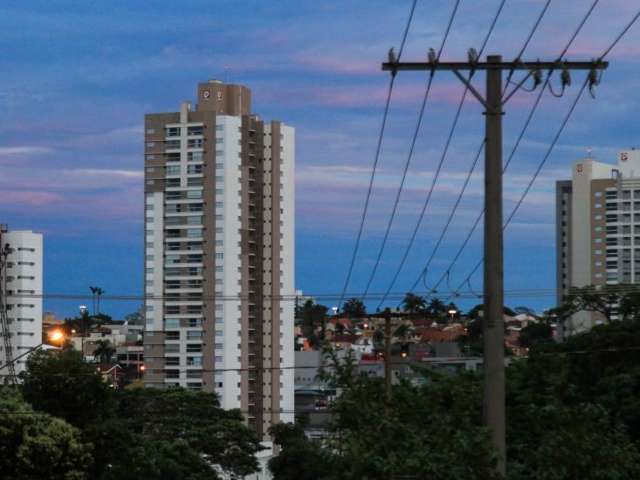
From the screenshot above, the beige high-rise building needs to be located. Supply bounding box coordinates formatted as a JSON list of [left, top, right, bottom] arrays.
[[556, 149, 640, 334], [143, 80, 295, 439]]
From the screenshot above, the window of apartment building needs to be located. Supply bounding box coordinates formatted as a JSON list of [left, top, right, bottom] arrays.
[[606, 214, 617, 223], [187, 356, 202, 366], [187, 164, 202, 174], [605, 203, 616, 211], [165, 140, 181, 149], [606, 226, 618, 234], [188, 204, 203, 212], [623, 190, 632, 199], [165, 344, 180, 353], [186, 331, 203, 340], [165, 370, 180, 379], [186, 344, 202, 353], [166, 192, 181, 200], [186, 229, 202, 239], [164, 319, 180, 329], [165, 127, 180, 137], [186, 190, 202, 199], [188, 139, 203, 149], [606, 260, 618, 269], [164, 331, 180, 340], [187, 306, 202, 314], [187, 177, 203, 187], [606, 190, 617, 199], [624, 226, 632, 234], [165, 255, 180, 265], [187, 216, 202, 225], [165, 357, 180, 366], [165, 306, 179, 314], [187, 254, 202, 263], [166, 165, 180, 176], [188, 151, 203, 162], [187, 126, 204, 136], [166, 178, 180, 188], [188, 319, 203, 328], [166, 152, 181, 162]]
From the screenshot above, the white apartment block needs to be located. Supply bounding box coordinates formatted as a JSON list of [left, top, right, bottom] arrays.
[[143, 80, 294, 440], [0, 226, 43, 377], [557, 149, 640, 333]]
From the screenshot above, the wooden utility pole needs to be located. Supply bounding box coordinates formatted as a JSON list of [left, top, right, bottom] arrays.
[[382, 54, 607, 476], [383, 308, 392, 409]]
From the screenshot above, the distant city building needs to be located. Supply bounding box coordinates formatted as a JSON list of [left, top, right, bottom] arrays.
[[143, 80, 295, 439], [0, 225, 43, 377], [556, 149, 640, 332]]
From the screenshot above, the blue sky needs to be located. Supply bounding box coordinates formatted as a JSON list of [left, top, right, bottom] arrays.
[[1, 0, 639, 318]]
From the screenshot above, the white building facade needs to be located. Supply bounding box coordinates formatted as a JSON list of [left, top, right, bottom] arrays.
[[143, 80, 294, 440], [557, 149, 640, 333], [0, 226, 43, 377]]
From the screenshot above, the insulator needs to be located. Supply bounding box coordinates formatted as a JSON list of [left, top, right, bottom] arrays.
[[427, 48, 437, 64], [561, 67, 571, 87], [388, 47, 397, 65], [532, 68, 543, 88], [468, 47, 479, 64], [588, 67, 600, 87]]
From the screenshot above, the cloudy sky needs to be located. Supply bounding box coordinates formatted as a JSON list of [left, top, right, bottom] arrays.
[[1, 0, 639, 317]]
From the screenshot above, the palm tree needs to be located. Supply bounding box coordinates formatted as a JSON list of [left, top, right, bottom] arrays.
[[93, 339, 115, 364], [402, 293, 426, 316]]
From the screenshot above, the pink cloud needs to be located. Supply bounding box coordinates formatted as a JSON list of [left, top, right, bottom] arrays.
[[0, 191, 63, 206]]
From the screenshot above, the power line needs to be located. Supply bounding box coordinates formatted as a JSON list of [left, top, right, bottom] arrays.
[[448, 7, 640, 297], [360, 0, 461, 301], [375, 0, 507, 307], [400, 0, 553, 304], [410, 0, 602, 298], [337, 0, 418, 312]]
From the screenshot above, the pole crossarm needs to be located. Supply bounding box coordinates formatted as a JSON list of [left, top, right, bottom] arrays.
[[382, 59, 608, 72]]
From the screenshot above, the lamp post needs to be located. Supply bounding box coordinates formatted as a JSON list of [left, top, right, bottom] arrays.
[[448, 309, 458, 323], [0, 329, 66, 374]]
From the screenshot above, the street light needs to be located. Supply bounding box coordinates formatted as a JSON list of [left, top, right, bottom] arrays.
[[448, 309, 458, 323], [0, 329, 66, 373]]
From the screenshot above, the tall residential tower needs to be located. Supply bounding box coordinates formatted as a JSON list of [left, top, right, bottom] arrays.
[[143, 80, 295, 438], [556, 149, 640, 333], [0, 225, 43, 378]]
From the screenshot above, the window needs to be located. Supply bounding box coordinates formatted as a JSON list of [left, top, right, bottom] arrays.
[[165, 344, 180, 353], [166, 165, 180, 176], [186, 190, 202, 199], [188, 151, 203, 162], [186, 229, 202, 238], [165, 127, 180, 137], [188, 138, 203, 149], [187, 331, 203, 340], [188, 126, 204, 136], [164, 319, 180, 329], [186, 344, 202, 353], [216, 124, 224, 131], [165, 140, 180, 149], [165, 370, 180, 379], [187, 356, 203, 366], [187, 164, 202, 174], [165, 357, 180, 366]]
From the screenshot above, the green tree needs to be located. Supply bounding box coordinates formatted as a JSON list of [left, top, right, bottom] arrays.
[[0, 388, 93, 479], [269, 421, 340, 480], [93, 339, 116, 364], [518, 322, 553, 349], [116, 387, 261, 478], [20, 348, 114, 428], [297, 300, 329, 347], [341, 298, 366, 318], [401, 292, 426, 316]]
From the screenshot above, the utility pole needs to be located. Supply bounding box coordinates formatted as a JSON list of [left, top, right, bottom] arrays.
[[382, 53, 607, 476], [383, 308, 392, 410]]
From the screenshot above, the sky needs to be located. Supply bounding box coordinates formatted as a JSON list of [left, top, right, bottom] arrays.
[[1, 0, 639, 318]]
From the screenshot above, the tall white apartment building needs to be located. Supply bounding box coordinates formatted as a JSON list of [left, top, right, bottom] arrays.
[[556, 149, 640, 333], [143, 80, 295, 439], [0, 225, 43, 377]]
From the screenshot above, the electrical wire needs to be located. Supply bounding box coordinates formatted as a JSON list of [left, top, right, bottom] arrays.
[[337, 0, 418, 312], [447, 6, 640, 297], [409, 0, 602, 299], [374, 0, 507, 307], [359, 0, 461, 301]]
